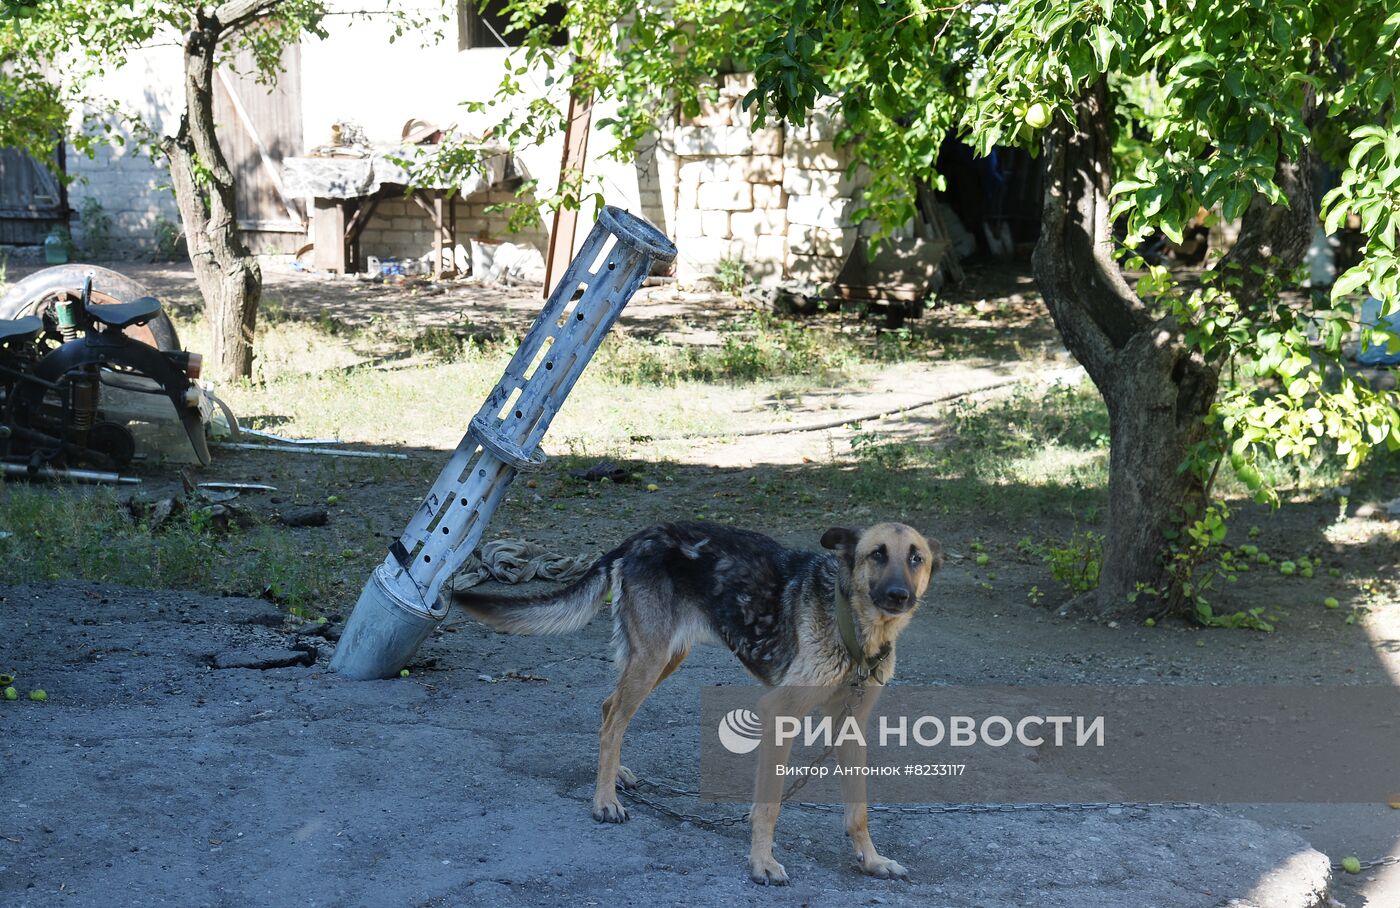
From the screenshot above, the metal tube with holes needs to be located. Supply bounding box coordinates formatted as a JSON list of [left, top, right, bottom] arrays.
[[330, 207, 676, 680]]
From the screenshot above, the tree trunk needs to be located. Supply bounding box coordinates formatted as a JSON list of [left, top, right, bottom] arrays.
[[162, 14, 262, 383], [1033, 80, 1215, 617], [1033, 79, 1315, 618]]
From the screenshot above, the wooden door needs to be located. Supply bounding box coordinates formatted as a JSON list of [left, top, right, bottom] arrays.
[[0, 146, 66, 246], [213, 43, 306, 253]]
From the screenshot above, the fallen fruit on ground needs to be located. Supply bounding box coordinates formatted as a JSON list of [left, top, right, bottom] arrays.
[[1342, 857, 1361, 874], [1324, 597, 1340, 609], [29, 689, 47, 701], [3, 686, 16, 701], [975, 553, 990, 566]]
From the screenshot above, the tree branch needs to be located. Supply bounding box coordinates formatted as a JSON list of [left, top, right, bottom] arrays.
[[1033, 79, 1153, 389], [213, 0, 280, 32]]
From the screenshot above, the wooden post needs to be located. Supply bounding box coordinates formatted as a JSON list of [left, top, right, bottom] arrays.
[[543, 79, 594, 297], [433, 191, 446, 280], [313, 198, 348, 273]]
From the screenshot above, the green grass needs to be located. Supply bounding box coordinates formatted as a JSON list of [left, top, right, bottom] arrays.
[[204, 307, 920, 451], [596, 316, 862, 385], [0, 485, 352, 613], [5, 275, 1389, 619], [839, 379, 1112, 517]]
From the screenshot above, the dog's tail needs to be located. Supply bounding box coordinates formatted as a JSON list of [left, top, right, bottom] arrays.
[[451, 555, 613, 635]]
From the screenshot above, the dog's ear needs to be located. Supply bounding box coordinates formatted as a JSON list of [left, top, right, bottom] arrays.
[[821, 527, 859, 567], [924, 537, 946, 573]]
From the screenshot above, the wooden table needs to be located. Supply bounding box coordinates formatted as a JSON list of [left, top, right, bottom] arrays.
[[285, 146, 509, 278], [311, 187, 457, 278]]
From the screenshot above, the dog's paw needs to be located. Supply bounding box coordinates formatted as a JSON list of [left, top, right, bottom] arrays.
[[749, 856, 789, 886], [615, 765, 639, 790], [591, 796, 630, 824], [860, 854, 909, 881]]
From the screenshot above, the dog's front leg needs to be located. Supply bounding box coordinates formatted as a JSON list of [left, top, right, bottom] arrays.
[[832, 686, 908, 880], [749, 686, 821, 885]]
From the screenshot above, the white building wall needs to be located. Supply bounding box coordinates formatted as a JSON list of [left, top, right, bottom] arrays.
[[65, 45, 185, 255], [63, 2, 657, 263]]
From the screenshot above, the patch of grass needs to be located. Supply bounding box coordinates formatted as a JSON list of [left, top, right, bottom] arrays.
[[153, 217, 184, 261], [0, 485, 339, 611], [78, 197, 113, 259], [842, 379, 1111, 516], [596, 312, 862, 385], [712, 256, 748, 296], [196, 306, 902, 450]]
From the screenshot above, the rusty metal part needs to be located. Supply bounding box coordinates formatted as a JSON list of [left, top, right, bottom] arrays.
[[68, 369, 99, 431]]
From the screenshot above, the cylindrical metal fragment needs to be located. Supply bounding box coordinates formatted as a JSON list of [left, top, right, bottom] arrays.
[[331, 207, 676, 680]]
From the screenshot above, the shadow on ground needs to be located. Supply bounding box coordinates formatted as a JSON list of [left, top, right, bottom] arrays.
[[3, 440, 1397, 906]]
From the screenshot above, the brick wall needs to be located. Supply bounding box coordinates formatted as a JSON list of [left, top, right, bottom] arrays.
[[355, 186, 549, 265], [66, 145, 181, 256]]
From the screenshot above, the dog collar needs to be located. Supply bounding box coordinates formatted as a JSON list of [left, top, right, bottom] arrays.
[[834, 582, 890, 684]]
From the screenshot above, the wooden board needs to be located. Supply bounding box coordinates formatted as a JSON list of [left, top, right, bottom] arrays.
[[213, 43, 306, 252]]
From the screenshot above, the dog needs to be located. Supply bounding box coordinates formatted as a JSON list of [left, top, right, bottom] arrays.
[[454, 520, 943, 884]]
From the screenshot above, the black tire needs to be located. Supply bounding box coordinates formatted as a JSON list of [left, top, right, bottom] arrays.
[[0, 264, 181, 351]]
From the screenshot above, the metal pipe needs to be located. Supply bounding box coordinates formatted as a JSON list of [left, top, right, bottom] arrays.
[[2, 463, 140, 485], [214, 442, 410, 460]]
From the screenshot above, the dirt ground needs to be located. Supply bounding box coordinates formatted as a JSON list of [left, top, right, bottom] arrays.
[[2, 261, 1398, 906]]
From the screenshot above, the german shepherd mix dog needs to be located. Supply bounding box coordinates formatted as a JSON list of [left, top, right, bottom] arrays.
[[454, 520, 942, 884]]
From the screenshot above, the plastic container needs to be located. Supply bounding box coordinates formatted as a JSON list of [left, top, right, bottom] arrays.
[[1357, 296, 1400, 366], [43, 227, 69, 265]]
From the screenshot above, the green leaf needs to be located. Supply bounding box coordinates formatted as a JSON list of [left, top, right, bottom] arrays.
[[1092, 24, 1114, 71], [1333, 266, 1370, 301]]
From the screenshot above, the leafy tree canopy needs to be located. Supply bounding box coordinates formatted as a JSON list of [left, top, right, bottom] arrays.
[[455, 0, 1399, 499]]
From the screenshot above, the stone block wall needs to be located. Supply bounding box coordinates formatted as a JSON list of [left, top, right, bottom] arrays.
[[668, 76, 868, 288]]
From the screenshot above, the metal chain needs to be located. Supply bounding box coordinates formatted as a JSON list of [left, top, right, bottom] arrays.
[[619, 776, 1207, 830], [618, 782, 750, 829], [800, 799, 1206, 815], [1333, 855, 1400, 873], [779, 683, 865, 803]]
